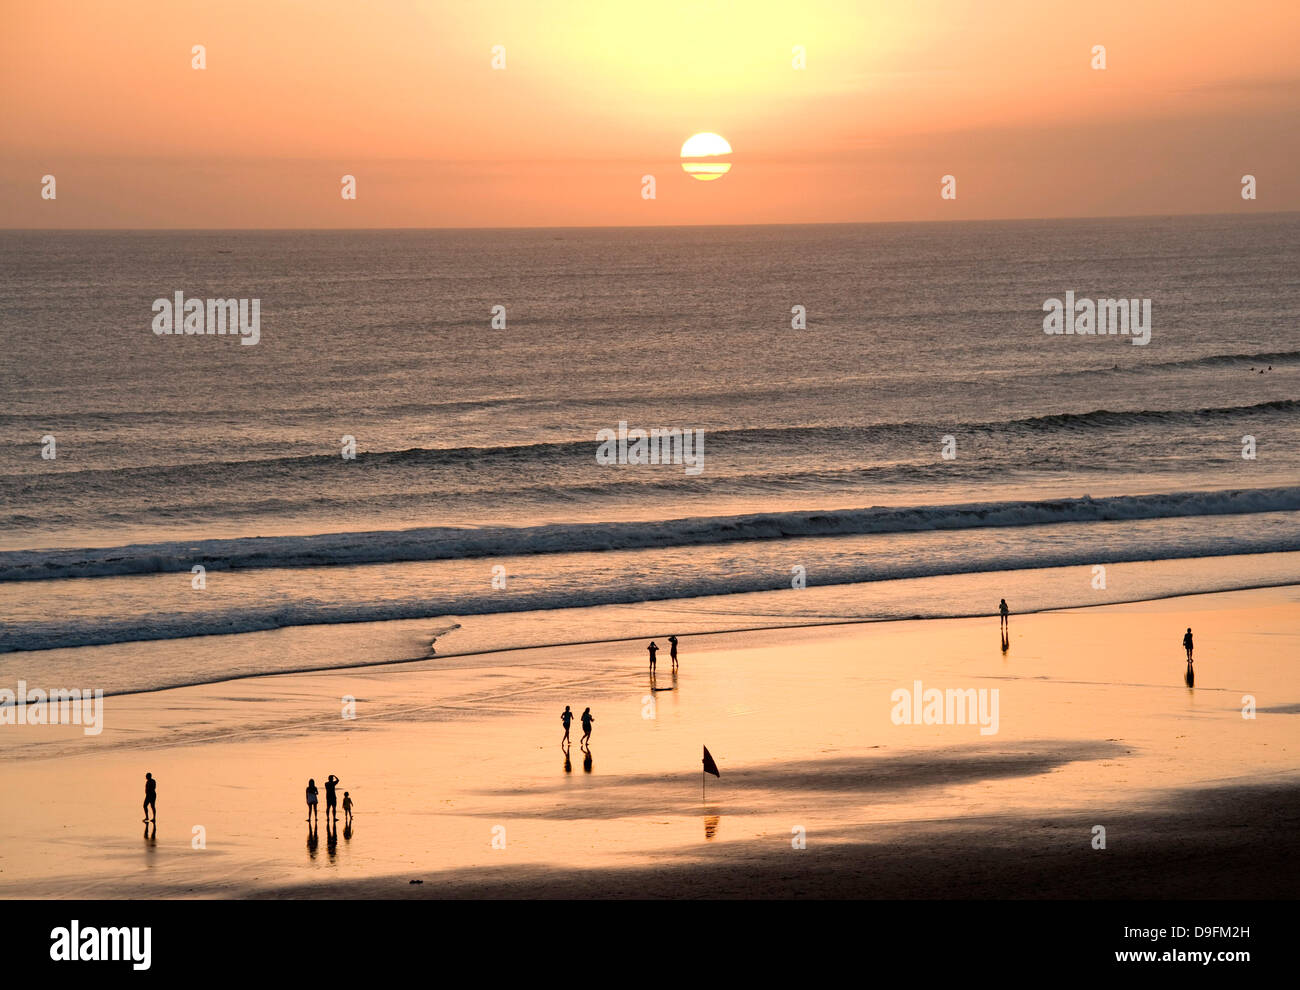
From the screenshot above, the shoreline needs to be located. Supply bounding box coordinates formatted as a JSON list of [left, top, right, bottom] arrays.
[[4, 552, 1299, 701]]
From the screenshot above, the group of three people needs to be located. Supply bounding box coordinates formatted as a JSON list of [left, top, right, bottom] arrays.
[[305, 774, 352, 824]]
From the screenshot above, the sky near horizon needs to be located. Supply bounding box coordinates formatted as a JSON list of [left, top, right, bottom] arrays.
[[2, 0, 1297, 228]]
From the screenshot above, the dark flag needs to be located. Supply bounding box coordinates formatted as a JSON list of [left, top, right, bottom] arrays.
[[702, 745, 720, 777]]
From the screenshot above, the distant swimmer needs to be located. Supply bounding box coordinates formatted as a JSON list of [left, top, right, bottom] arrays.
[[668, 635, 679, 671], [342, 791, 353, 826], [325, 774, 341, 821], [999, 599, 1009, 629], [647, 641, 659, 672], [561, 705, 574, 745], [142, 772, 157, 823], [1183, 627, 1194, 663], [580, 707, 594, 749], [306, 778, 319, 822]]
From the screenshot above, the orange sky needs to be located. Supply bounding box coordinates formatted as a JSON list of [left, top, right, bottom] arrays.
[[2, 0, 1297, 227]]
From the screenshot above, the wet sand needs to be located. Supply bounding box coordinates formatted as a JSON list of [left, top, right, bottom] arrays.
[[1, 585, 1297, 899]]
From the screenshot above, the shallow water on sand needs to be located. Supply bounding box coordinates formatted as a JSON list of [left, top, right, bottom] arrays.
[[1, 586, 1296, 898]]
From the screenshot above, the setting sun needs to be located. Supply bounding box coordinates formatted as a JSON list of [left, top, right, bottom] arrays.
[[680, 132, 732, 181]]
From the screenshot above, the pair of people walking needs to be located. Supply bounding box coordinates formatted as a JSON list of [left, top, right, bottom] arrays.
[[306, 774, 350, 823], [647, 635, 679, 672], [561, 705, 594, 750]]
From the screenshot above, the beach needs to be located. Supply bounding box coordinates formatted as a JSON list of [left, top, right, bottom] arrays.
[[3, 584, 1296, 900]]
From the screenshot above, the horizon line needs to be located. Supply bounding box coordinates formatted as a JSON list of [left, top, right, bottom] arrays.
[[3, 209, 1293, 235]]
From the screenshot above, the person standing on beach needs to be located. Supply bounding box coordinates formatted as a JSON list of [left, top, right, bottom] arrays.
[[325, 774, 341, 821], [142, 772, 157, 823], [580, 707, 594, 750], [668, 635, 679, 671], [999, 599, 1009, 629], [306, 778, 319, 822], [561, 705, 574, 746], [648, 640, 659, 672], [342, 791, 353, 826], [1184, 627, 1194, 662]]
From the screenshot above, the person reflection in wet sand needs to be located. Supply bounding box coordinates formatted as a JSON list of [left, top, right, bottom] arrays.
[[143, 821, 156, 845], [326, 817, 338, 859], [343, 820, 353, 841], [564, 749, 572, 774], [307, 821, 319, 858], [583, 747, 593, 773], [1001, 629, 1009, 654], [1185, 663, 1195, 688]]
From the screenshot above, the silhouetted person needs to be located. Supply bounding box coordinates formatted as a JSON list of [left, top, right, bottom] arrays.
[[647, 640, 659, 672], [999, 599, 1009, 629], [142, 772, 157, 823], [342, 791, 353, 826], [580, 707, 594, 750], [1183, 627, 1194, 662], [306, 778, 319, 822], [668, 635, 679, 671], [325, 774, 341, 821], [561, 705, 574, 746]]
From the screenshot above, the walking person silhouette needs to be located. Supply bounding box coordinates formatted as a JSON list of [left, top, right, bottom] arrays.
[[580, 707, 594, 751], [142, 772, 157, 823], [999, 599, 1009, 630], [561, 705, 574, 747], [1183, 627, 1194, 663]]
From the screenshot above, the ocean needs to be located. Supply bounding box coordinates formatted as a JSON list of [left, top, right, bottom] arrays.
[[2, 214, 1298, 693]]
